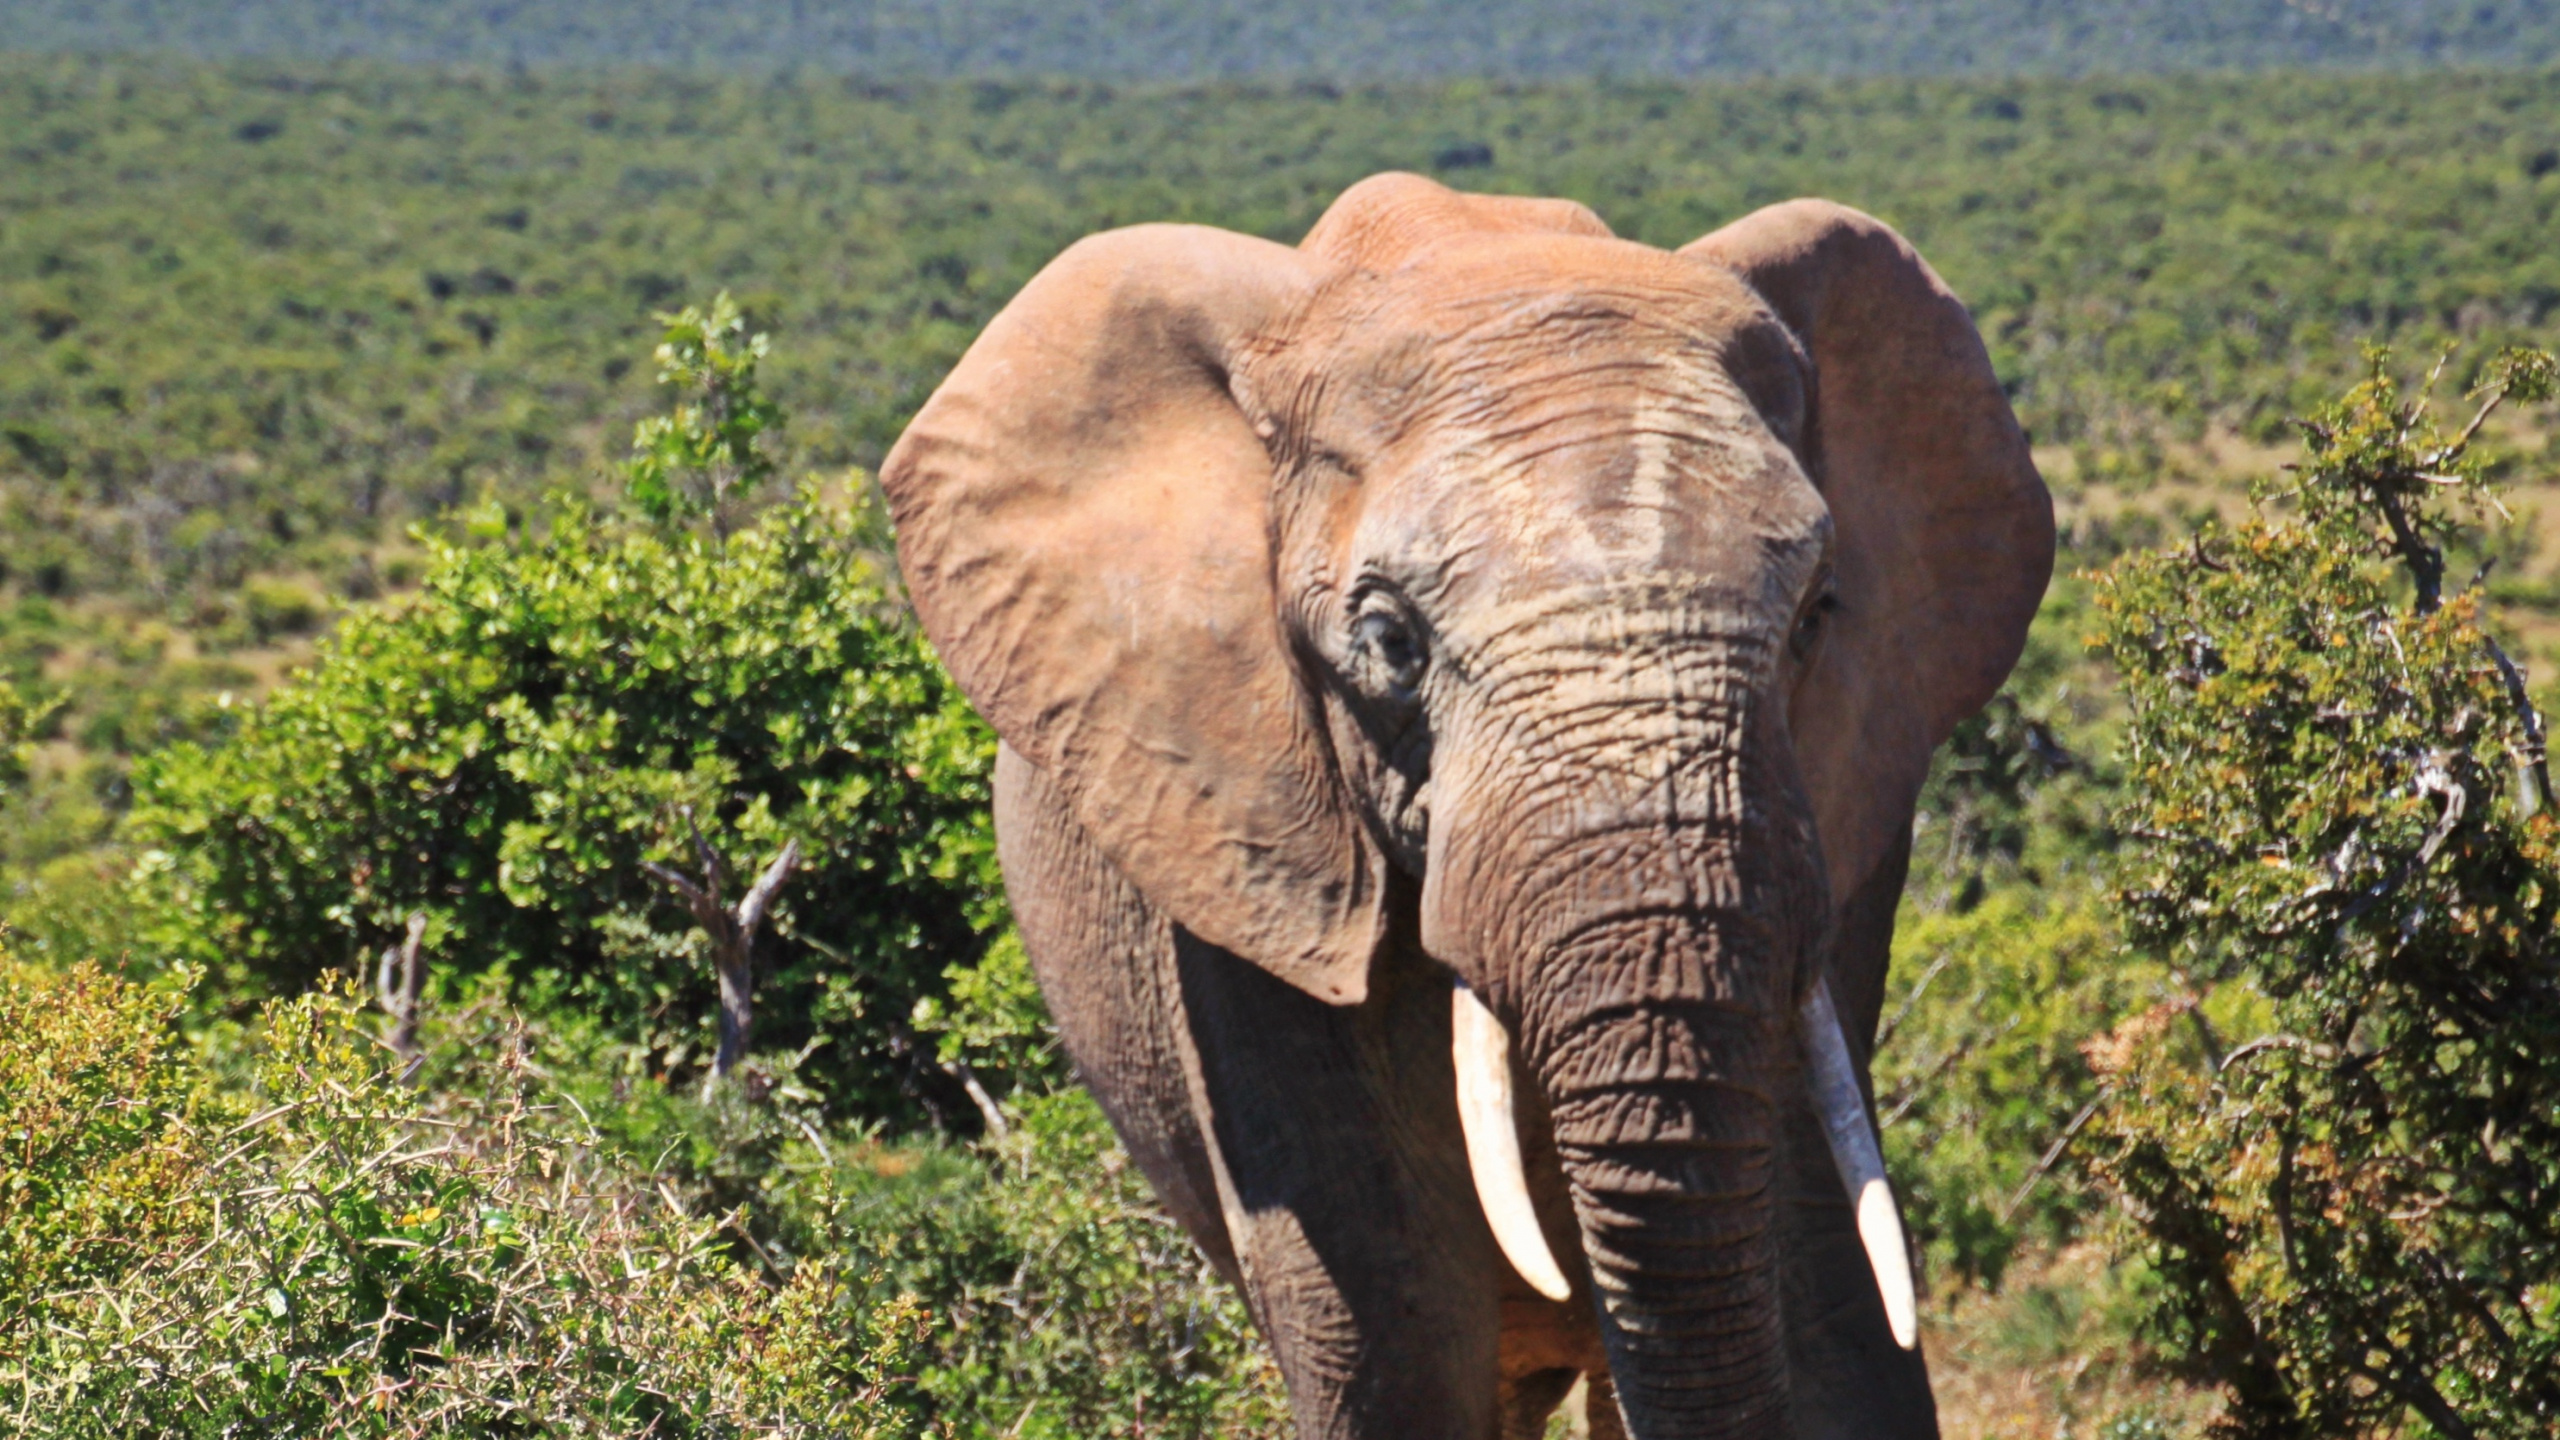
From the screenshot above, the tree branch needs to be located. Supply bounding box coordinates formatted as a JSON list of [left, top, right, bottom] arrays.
[[942, 1059, 1011, 1141], [375, 911, 429, 1083], [647, 825, 803, 1091], [640, 861, 714, 917], [734, 838, 801, 945], [1874, 953, 1952, 1057], [2479, 634, 2551, 820], [1998, 1096, 2101, 1225]]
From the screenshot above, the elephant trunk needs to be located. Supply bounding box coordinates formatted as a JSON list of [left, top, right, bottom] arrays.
[[1528, 910, 1793, 1437], [1424, 619, 1835, 1438]]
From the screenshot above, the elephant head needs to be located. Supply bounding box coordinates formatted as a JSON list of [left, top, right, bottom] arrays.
[[882, 174, 2052, 1436]]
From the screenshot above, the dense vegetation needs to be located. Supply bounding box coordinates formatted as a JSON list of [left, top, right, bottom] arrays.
[[6, 56, 2558, 902], [2083, 349, 2560, 1438], [3, 1, 2555, 78], [0, 958, 1282, 1437], [0, 286, 1287, 1435]]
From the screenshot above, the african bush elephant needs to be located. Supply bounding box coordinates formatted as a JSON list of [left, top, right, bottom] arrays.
[[881, 173, 2053, 1439]]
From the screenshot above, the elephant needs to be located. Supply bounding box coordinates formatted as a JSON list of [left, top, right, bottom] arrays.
[[880, 172, 2053, 1439]]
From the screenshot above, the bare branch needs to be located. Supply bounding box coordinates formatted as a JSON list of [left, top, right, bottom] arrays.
[[1874, 953, 1952, 1057], [734, 838, 801, 943], [2479, 634, 2551, 820], [376, 911, 430, 1081], [2413, 346, 2455, 424], [679, 804, 724, 903], [2219, 1034, 2325, 1073], [943, 1059, 1012, 1141], [1880, 1012, 2019, 1129], [2429, 388, 2507, 471], [638, 860, 706, 905], [1998, 1096, 2100, 1225]]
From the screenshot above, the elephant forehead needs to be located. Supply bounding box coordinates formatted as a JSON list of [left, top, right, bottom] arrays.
[[1284, 314, 1817, 599], [1314, 232, 1775, 353], [1276, 236, 1808, 477]]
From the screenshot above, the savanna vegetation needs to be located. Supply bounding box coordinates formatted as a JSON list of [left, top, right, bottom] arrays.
[[4, 44, 2560, 1439], [7, 56, 2559, 903], [3, 1, 2555, 79]]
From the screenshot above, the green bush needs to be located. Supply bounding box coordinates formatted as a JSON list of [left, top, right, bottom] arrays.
[[0, 951, 1283, 1437], [1878, 559, 2154, 1290], [1879, 885, 2157, 1289], [123, 477, 1003, 1124], [117, 299, 1007, 1125], [0, 956, 201, 1325], [0, 677, 50, 801], [0, 960, 933, 1438], [2084, 347, 2560, 1439], [836, 1090, 1290, 1439]]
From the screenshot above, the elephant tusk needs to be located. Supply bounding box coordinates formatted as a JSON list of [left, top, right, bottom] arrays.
[[1452, 979, 1575, 1302], [1801, 977, 1920, 1350]]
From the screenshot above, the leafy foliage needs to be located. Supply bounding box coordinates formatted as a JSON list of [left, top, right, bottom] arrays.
[[122, 470, 1003, 1124], [2083, 348, 2560, 1438], [0, 677, 52, 799], [1878, 885, 2154, 1289], [0, 956, 200, 1326], [625, 292, 782, 533], [0, 962, 935, 1438], [0, 944, 1279, 1438], [1866, 557, 2153, 1292], [394, 979, 1278, 1438], [832, 1092, 1290, 1439]]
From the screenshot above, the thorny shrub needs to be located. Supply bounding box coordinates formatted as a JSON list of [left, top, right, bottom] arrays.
[[0, 958, 930, 1438], [2084, 347, 2560, 1439]]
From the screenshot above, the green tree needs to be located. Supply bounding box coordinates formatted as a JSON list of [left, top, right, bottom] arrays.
[[126, 479, 1001, 1124], [625, 292, 783, 537], [123, 294, 1007, 1123], [2083, 347, 2560, 1439]]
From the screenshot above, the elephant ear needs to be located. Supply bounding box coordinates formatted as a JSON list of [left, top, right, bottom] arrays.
[[882, 225, 1387, 1005], [1682, 202, 2054, 899]]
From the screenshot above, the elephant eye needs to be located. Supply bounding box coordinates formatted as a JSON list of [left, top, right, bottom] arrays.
[[1792, 588, 1840, 661], [1353, 605, 1428, 694]]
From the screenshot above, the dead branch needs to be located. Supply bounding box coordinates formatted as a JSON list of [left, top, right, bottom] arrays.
[[375, 911, 429, 1083], [645, 811, 802, 1093], [1998, 1096, 2101, 1225]]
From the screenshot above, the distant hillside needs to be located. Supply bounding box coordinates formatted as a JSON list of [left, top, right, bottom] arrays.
[[3, 0, 2555, 77]]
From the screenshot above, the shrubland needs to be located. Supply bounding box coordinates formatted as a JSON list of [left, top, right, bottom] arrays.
[[2, 1, 2551, 79], [6, 59, 2559, 894], [0, 297, 1281, 1438], [0, 954, 1280, 1438]]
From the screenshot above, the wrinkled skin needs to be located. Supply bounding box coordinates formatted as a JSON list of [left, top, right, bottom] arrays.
[[883, 175, 2053, 1439]]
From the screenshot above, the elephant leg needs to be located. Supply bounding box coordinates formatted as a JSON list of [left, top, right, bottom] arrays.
[[994, 744, 1238, 1280], [1783, 831, 1939, 1439], [1176, 921, 1504, 1439]]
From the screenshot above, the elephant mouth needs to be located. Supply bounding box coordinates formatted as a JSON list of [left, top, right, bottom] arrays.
[[1450, 974, 1918, 1349]]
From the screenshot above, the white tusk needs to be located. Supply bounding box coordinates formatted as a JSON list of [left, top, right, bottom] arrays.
[[1801, 978, 1919, 1350], [1453, 979, 1574, 1302]]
